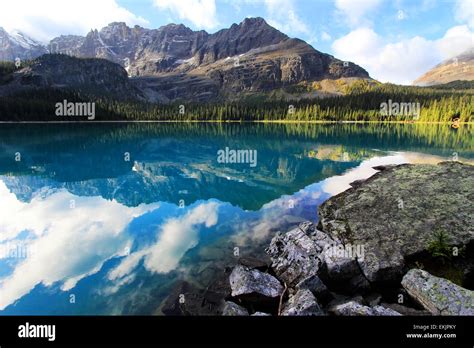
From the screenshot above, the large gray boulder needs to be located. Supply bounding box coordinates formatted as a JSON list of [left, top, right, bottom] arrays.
[[266, 221, 368, 293], [401, 269, 474, 315], [265, 222, 331, 287], [281, 289, 325, 316], [318, 162, 474, 283], [229, 265, 283, 300], [328, 301, 401, 316]]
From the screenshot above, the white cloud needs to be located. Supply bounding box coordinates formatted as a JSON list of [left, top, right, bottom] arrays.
[[332, 25, 474, 84], [0, 174, 220, 310], [455, 0, 474, 29], [335, 0, 382, 27], [0, 181, 160, 310], [332, 27, 383, 66], [143, 201, 219, 273], [264, 0, 311, 36], [321, 31, 332, 41], [153, 0, 218, 29], [0, 0, 149, 43], [108, 201, 220, 281], [436, 25, 474, 57]]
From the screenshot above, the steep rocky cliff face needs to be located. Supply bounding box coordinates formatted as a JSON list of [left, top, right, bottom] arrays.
[[0, 54, 144, 100]]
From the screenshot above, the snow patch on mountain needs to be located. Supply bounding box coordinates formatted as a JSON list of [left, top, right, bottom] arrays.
[[9, 30, 43, 49]]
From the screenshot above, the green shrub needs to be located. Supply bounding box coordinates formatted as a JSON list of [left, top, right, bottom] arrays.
[[427, 230, 452, 263]]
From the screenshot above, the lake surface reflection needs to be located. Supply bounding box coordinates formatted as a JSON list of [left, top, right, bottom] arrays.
[[0, 123, 472, 314]]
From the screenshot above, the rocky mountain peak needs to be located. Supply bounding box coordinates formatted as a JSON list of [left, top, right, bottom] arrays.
[[159, 23, 194, 35], [103, 22, 129, 29], [213, 17, 287, 43], [240, 17, 272, 29]]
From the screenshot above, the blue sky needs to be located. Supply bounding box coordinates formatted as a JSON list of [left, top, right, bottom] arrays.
[[118, 0, 463, 54], [0, 0, 473, 84]]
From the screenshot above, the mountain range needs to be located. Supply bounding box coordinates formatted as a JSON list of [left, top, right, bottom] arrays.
[[2, 18, 473, 103], [0, 18, 370, 102]]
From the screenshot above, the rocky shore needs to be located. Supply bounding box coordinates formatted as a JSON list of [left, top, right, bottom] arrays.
[[163, 161, 474, 316]]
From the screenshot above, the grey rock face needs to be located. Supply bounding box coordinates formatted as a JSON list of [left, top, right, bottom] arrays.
[[318, 244, 371, 294], [329, 301, 401, 316], [266, 223, 325, 287], [281, 289, 325, 316], [49, 35, 85, 56], [296, 275, 332, 304], [321, 245, 361, 281], [401, 269, 474, 315], [0, 54, 144, 100], [266, 222, 367, 294], [229, 265, 283, 300], [251, 312, 272, 316], [222, 301, 249, 316], [318, 162, 474, 283]]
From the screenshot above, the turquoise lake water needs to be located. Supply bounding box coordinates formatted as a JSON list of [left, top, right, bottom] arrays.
[[0, 123, 472, 314]]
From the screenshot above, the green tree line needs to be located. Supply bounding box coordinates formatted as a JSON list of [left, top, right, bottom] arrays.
[[0, 83, 472, 122]]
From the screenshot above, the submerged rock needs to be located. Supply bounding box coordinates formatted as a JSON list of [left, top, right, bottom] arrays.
[[229, 265, 283, 300], [318, 162, 474, 283], [222, 301, 249, 316], [281, 289, 325, 316], [161, 281, 224, 316], [329, 301, 401, 316], [401, 269, 474, 315]]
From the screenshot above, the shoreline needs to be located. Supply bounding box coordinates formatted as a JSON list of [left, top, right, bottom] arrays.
[[0, 120, 472, 125], [223, 161, 474, 316], [162, 161, 474, 316]]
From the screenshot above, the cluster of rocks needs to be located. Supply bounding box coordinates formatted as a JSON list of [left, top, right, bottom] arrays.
[[223, 221, 474, 316], [160, 162, 473, 316], [222, 162, 474, 316]]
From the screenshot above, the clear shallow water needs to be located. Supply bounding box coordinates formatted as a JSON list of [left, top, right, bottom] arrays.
[[0, 123, 472, 315]]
